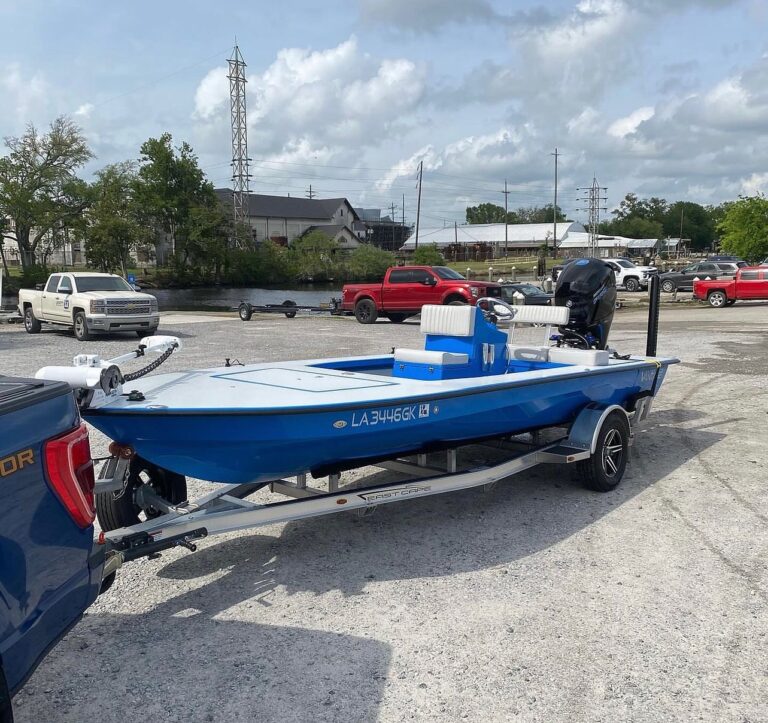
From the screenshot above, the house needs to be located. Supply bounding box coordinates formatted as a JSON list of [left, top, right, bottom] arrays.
[[214, 189, 366, 250], [558, 233, 659, 258], [400, 221, 586, 258]]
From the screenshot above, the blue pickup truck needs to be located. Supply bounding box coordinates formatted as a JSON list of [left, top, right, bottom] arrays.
[[0, 376, 105, 722]]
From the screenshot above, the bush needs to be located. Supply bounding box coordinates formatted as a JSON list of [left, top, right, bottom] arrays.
[[345, 244, 395, 281], [412, 243, 444, 266]]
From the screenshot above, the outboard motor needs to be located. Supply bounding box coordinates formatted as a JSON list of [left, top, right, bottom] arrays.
[[554, 258, 616, 349]]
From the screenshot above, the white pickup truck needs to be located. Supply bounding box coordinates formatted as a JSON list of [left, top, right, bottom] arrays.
[[603, 258, 658, 292], [19, 272, 160, 341]]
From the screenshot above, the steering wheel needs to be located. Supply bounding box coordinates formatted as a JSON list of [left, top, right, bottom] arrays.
[[475, 297, 517, 325]]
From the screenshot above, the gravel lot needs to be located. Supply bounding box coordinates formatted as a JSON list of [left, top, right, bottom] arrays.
[[3, 302, 768, 723]]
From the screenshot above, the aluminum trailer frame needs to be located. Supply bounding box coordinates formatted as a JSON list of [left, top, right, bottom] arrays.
[[96, 398, 652, 570]]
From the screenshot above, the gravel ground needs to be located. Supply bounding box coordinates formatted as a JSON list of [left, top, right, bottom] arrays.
[[3, 302, 768, 723]]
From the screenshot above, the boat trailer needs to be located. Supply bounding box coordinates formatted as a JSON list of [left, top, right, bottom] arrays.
[[97, 396, 652, 577], [236, 297, 344, 321]]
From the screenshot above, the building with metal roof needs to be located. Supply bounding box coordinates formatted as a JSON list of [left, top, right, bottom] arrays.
[[558, 233, 659, 257]]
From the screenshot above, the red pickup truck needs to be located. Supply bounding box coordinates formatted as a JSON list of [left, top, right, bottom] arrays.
[[693, 267, 768, 307], [342, 266, 502, 323]]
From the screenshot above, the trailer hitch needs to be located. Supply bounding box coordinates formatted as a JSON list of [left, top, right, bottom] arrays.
[[102, 527, 208, 563]]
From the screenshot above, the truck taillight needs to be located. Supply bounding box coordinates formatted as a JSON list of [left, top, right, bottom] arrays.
[[44, 423, 96, 529]]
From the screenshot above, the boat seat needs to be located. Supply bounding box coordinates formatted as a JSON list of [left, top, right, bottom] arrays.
[[506, 345, 550, 362], [419, 304, 476, 336], [393, 349, 470, 366], [504, 305, 570, 326], [548, 347, 610, 366]]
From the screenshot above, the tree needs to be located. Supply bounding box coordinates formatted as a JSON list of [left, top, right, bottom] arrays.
[[514, 204, 567, 224], [0, 117, 93, 269], [346, 243, 395, 280], [612, 193, 667, 226], [133, 133, 223, 268], [85, 162, 144, 274], [412, 243, 444, 265], [289, 230, 340, 282], [662, 201, 715, 251], [466, 203, 509, 224], [601, 216, 663, 240], [717, 195, 768, 262]]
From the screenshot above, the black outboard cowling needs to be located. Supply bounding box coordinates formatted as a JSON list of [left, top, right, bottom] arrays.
[[554, 258, 616, 349]]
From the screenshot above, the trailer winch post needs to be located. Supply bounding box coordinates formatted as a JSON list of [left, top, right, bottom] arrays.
[[646, 275, 660, 357]]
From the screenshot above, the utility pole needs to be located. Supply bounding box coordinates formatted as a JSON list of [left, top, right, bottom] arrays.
[[414, 161, 423, 250], [577, 176, 607, 258], [390, 202, 398, 250], [550, 148, 560, 258], [228, 43, 251, 247], [502, 179, 510, 258], [305, 185, 316, 199]]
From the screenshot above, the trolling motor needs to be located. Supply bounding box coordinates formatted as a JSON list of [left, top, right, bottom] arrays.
[[553, 258, 616, 350], [35, 335, 181, 409]]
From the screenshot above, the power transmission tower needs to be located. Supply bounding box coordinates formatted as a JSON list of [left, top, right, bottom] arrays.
[[550, 148, 560, 258], [501, 179, 510, 257], [306, 185, 317, 199], [577, 176, 607, 258], [414, 161, 423, 249], [228, 43, 251, 246]]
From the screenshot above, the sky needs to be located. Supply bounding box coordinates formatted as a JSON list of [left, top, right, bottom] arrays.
[[1, 0, 767, 229]]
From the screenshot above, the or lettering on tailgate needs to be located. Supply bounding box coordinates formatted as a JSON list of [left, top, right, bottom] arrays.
[[0, 449, 35, 477]]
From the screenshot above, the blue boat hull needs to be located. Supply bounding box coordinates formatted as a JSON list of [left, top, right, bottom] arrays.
[[84, 362, 669, 484]]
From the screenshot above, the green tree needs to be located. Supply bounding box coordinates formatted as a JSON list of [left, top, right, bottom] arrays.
[[346, 243, 395, 280], [612, 193, 668, 226], [601, 216, 663, 239], [466, 203, 509, 224], [412, 243, 444, 265], [289, 230, 340, 282], [662, 201, 715, 251], [717, 195, 768, 262], [85, 162, 144, 274], [133, 133, 223, 269], [514, 204, 567, 223], [0, 117, 93, 269]]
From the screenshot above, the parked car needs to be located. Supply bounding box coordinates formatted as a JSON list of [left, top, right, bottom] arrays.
[[659, 261, 744, 293], [1, 375, 106, 721], [706, 254, 745, 263], [603, 258, 658, 292], [18, 272, 160, 341], [693, 267, 768, 307], [499, 282, 553, 306], [341, 266, 501, 324]]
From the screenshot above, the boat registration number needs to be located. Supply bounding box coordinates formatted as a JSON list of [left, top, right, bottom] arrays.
[[342, 403, 431, 428]]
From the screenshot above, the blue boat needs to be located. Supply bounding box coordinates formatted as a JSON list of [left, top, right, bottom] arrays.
[[83, 301, 675, 486]]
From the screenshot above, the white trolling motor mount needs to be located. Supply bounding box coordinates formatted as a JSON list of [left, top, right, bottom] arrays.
[[35, 335, 182, 409]]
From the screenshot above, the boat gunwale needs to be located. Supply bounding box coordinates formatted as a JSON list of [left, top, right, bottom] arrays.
[[83, 357, 678, 418]]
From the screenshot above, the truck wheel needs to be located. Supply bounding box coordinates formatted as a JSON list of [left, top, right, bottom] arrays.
[[725, 300, 736, 306], [238, 302, 253, 321], [136, 327, 158, 338], [445, 297, 467, 305], [96, 456, 187, 531], [354, 299, 378, 324], [73, 312, 92, 341], [707, 291, 727, 308], [661, 280, 675, 293], [624, 277, 640, 292], [386, 313, 406, 323], [24, 307, 41, 334], [574, 410, 630, 492]]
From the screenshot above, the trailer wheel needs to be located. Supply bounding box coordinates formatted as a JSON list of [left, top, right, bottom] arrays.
[[707, 290, 727, 308], [24, 307, 42, 333], [386, 313, 406, 323], [574, 410, 630, 492], [282, 300, 297, 318], [354, 299, 378, 324], [238, 302, 253, 321], [96, 456, 187, 531]]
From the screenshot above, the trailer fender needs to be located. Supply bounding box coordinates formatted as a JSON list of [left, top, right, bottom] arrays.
[[567, 403, 630, 454]]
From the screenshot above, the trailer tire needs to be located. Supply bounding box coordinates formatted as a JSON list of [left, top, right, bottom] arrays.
[[661, 279, 675, 293], [238, 302, 253, 321], [96, 456, 187, 531], [574, 410, 630, 492], [24, 307, 41, 334], [386, 313, 406, 323], [623, 277, 640, 292], [354, 299, 378, 324], [73, 312, 91, 341], [282, 300, 297, 318]]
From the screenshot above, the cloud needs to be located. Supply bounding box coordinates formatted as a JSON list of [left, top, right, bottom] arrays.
[[73, 103, 94, 119], [192, 37, 427, 161], [0, 62, 48, 125], [359, 0, 499, 32], [608, 107, 655, 138]]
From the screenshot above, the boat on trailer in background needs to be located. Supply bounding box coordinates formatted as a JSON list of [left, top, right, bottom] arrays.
[[35, 259, 677, 576]]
